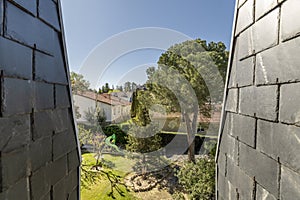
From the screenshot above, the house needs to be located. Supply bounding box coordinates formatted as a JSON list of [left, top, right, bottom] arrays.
[[74, 91, 131, 124], [110, 91, 133, 102]]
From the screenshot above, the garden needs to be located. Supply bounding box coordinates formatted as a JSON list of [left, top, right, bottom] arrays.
[[73, 38, 228, 200], [79, 119, 217, 200], [80, 153, 216, 200]]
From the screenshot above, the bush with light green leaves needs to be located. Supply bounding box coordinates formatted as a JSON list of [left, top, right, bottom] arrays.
[[175, 157, 215, 200]]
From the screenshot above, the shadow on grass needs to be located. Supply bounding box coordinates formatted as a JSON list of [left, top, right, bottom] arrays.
[[81, 166, 102, 190], [102, 170, 130, 199], [101, 159, 116, 169]]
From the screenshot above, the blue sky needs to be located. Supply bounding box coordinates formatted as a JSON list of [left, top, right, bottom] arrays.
[[61, 0, 235, 88]]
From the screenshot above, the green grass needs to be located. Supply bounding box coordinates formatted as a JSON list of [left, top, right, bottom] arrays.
[[101, 154, 135, 175], [82, 153, 97, 166], [81, 153, 178, 200], [81, 171, 137, 200], [81, 153, 138, 200]]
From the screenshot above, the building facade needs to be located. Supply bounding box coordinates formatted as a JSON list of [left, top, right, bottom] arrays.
[[74, 92, 131, 124]]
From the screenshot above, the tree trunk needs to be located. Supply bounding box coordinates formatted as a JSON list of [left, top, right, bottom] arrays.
[[96, 152, 101, 166], [192, 107, 198, 136], [95, 144, 104, 166], [142, 154, 147, 179], [184, 112, 196, 163], [188, 137, 196, 163], [96, 149, 103, 166]]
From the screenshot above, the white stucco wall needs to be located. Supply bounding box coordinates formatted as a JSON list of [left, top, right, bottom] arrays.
[[96, 101, 113, 122], [74, 94, 131, 123], [73, 95, 96, 123]]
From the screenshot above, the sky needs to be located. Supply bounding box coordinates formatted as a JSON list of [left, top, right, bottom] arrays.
[[61, 0, 236, 89]]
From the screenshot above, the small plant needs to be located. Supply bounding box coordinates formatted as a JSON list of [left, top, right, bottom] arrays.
[[175, 157, 215, 200]]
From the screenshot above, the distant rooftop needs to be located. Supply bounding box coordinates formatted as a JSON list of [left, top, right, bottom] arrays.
[[76, 91, 131, 106]]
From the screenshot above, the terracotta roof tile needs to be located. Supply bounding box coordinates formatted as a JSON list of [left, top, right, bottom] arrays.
[[77, 91, 131, 106]]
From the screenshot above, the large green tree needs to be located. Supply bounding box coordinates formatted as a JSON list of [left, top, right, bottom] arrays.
[[145, 39, 228, 162], [128, 89, 162, 177]]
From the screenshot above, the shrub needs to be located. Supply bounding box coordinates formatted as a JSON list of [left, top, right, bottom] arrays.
[[176, 157, 215, 200], [203, 140, 217, 156], [102, 125, 127, 145], [125, 123, 162, 153]]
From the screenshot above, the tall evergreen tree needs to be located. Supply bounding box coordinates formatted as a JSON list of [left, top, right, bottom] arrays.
[[145, 39, 228, 162]]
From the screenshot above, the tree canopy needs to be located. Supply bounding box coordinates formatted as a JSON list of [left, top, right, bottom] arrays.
[[142, 39, 228, 162], [70, 71, 90, 94]]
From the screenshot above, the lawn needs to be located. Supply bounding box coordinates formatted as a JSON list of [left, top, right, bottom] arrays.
[[81, 153, 138, 200], [80, 153, 174, 200]]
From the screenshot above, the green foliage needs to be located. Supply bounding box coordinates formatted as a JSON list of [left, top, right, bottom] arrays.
[[172, 192, 185, 200], [70, 71, 90, 94], [81, 153, 104, 190], [143, 39, 228, 162], [99, 83, 111, 93], [126, 122, 162, 177], [81, 153, 137, 200], [176, 157, 215, 200], [125, 123, 162, 153], [128, 90, 161, 154], [130, 90, 151, 126], [102, 125, 127, 145], [147, 39, 228, 115], [203, 140, 217, 157], [130, 91, 137, 118], [108, 89, 121, 94], [104, 83, 110, 93], [208, 141, 217, 157]]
